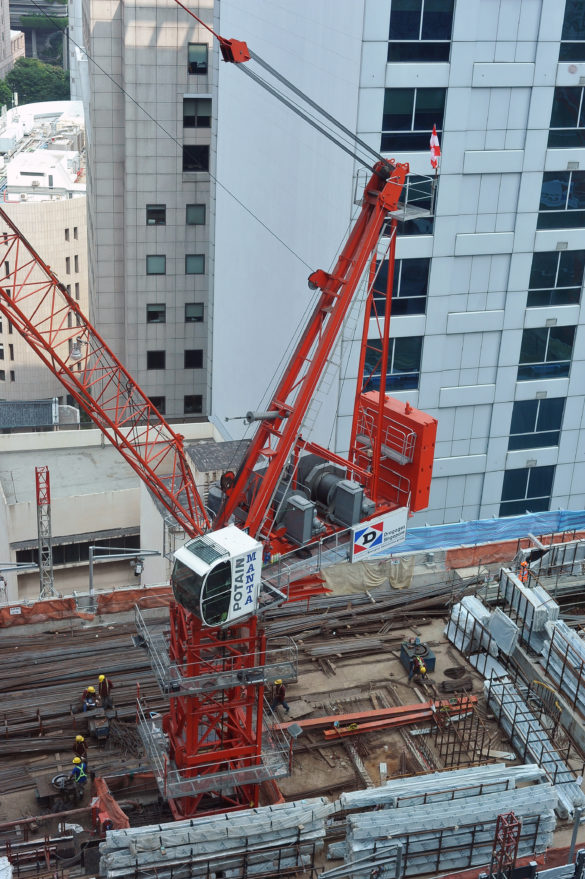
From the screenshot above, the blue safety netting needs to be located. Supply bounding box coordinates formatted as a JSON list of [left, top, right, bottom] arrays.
[[373, 509, 585, 558]]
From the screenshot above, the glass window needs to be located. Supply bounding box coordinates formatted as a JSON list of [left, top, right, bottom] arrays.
[[146, 204, 166, 225], [184, 349, 203, 369], [508, 398, 565, 450], [548, 87, 585, 147], [185, 302, 204, 322], [188, 43, 208, 74], [146, 304, 166, 323], [65, 228, 69, 241], [528, 250, 585, 307], [388, 0, 454, 62], [381, 87, 445, 152], [560, 0, 585, 60], [74, 255, 79, 272], [75, 282, 80, 300], [537, 171, 585, 230], [373, 257, 429, 316], [147, 350, 165, 370], [363, 336, 422, 392], [146, 255, 166, 275], [183, 145, 209, 172], [183, 98, 211, 128], [499, 466, 555, 517], [149, 396, 165, 414], [185, 254, 205, 275], [65, 256, 70, 274], [186, 203, 206, 225], [184, 394, 203, 414], [517, 326, 575, 380]]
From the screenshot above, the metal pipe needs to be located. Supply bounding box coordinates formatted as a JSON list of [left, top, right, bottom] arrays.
[[569, 807, 583, 862], [0, 805, 91, 831]]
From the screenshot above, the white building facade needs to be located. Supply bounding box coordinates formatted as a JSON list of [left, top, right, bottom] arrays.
[[83, 0, 585, 525]]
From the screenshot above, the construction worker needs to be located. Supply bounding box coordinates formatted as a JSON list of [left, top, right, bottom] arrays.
[[408, 655, 428, 683], [98, 674, 114, 709], [82, 685, 97, 712], [519, 560, 529, 583], [71, 756, 88, 801], [73, 734, 88, 765], [270, 679, 289, 713]]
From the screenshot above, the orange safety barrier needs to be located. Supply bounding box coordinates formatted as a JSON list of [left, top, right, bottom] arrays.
[[93, 777, 130, 830], [0, 586, 172, 628]]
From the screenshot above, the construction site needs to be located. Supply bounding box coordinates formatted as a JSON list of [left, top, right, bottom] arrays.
[[2, 525, 585, 879]]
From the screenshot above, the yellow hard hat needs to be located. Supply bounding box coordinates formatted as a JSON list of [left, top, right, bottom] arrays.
[[420, 666, 427, 674], [274, 679, 283, 685], [72, 756, 81, 764], [75, 735, 84, 743], [99, 675, 105, 682], [87, 686, 95, 693]]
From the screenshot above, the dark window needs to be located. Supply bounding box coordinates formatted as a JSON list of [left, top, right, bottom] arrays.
[[528, 250, 585, 307], [9, 370, 14, 381], [65, 256, 70, 274], [146, 303, 166, 323], [185, 254, 205, 275], [147, 350, 166, 370], [74, 227, 78, 240], [65, 228, 69, 241], [74, 255, 79, 272], [560, 0, 585, 61], [150, 396, 166, 414], [183, 145, 209, 172], [499, 466, 555, 517], [373, 257, 429, 316], [548, 87, 585, 148], [388, 0, 454, 62], [183, 98, 211, 128], [185, 302, 204, 322], [381, 87, 445, 152], [537, 171, 585, 230], [146, 255, 166, 275], [8, 344, 13, 360], [363, 336, 422, 392], [146, 204, 166, 226], [0, 345, 4, 360], [184, 394, 203, 414], [518, 326, 575, 380], [184, 349, 203, 369], [188, 42, 208, 74], [508, 398, 565, 450], [75, 282, 80, 300], [186, 203, 206, 225], [0, 371, 5, 381]]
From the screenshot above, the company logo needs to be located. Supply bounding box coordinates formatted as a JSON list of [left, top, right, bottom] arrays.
[[353, 522, 383, 555]]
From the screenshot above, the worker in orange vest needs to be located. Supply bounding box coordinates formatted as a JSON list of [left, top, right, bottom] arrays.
[[519, 560, 529, 583]]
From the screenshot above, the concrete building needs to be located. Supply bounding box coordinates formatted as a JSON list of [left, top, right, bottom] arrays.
[[81, 0, 585, 526], [0, 100, 88, 403], [0, 0, 23, 78]]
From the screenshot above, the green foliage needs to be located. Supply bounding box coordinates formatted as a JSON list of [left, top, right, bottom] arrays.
[[20, 15, 68, 31], [0, 79, 11, 109], [4, 58, 70, 105]]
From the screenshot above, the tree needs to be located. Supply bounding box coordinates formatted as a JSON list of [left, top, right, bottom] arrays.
[[4, 58, 69, 106], [0, 79, 11, 109]]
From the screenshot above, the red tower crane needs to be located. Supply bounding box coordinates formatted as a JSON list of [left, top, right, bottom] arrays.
[[0, 26, 437, 819]]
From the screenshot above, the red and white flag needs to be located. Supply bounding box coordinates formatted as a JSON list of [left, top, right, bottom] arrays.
[[430, 124, 441, 170]]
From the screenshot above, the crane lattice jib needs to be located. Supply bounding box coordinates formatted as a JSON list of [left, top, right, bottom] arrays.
[[0, 209, 210, 537], [216, 161, 409, 537]]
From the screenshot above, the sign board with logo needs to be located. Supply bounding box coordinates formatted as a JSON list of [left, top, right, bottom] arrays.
[[350, 508, 409, 562]]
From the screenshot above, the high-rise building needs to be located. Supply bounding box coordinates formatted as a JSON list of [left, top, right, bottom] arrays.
[[81, 0, 585, 525]]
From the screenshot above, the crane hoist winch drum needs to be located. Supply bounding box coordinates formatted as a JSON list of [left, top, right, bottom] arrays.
[[171, 525, 263, 627]]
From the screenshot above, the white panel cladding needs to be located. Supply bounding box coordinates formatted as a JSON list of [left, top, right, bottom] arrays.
[[472, 62, 535, 88], [455, 232, 514, 256], [440, 384, 495, 407], [464, 150, 524, 174], [446, 311, 504, 334]]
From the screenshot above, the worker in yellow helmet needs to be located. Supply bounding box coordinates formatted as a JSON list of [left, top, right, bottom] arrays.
[[82, 685, 97, 712], [73, 734, 88, 764], [98, 673, 114, 709], [71, 756, 88, 801], [270, 679, 289, 713], [409, 655, 428, 683]]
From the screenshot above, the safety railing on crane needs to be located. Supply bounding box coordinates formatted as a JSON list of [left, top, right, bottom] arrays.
[[136, 697, 290, 799], [135, 604, 298, 695]]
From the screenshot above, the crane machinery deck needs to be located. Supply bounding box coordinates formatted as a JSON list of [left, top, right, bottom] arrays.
[[0, 18, 437, 820]]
